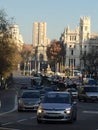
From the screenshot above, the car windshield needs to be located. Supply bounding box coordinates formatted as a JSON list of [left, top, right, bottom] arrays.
[[22, 92, 40, 98], [67, 88, 77, 92], [31, 77, 42, 85], [84, 87, 98, 92], [42, 93, 70, 103]]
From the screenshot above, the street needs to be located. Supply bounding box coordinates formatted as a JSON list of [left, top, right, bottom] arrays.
[[0, 76, 98, 130]]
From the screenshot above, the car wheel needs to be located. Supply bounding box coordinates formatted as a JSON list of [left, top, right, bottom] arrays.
[[84, 98, 87, 102], [78, 98, 81, 101], [37, 118, 42, 124], [74, 112, 77, 121], [18, 109, 21, 112], [18, 108, 22, 112], [69, 115, 74, 123]]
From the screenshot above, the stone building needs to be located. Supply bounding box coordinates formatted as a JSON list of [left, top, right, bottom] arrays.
[[9, 24, 24, 51], [60, 16, 98, 71], [32, 22, 50, 72]]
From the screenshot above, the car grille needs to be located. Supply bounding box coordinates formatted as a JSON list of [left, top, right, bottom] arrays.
[[44, 108, 64, 111], [44, 113, 64, 119], [44, 115, 64, 119], [24, 102, 35, 106]]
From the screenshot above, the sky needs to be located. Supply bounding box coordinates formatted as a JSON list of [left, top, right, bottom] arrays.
[[0, 0, 98, 44]]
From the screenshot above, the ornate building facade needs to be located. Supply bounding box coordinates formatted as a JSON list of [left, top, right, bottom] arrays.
[[60, 16, 98, 71]]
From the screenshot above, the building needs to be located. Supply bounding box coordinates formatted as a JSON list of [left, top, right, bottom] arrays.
[[60, 16, 98, 71], [9, 24, 24, 51], [60, 25, 80, 70], [32, 22, 50, 72]]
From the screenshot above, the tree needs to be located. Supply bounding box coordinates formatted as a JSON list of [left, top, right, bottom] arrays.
[[20, 44, 34, 71], [81, 47, 98, 78], [0, 9, 21, 79], [0, 9, 9, 33], [21, 44, 34, 61], [46, 40, 66, 72]]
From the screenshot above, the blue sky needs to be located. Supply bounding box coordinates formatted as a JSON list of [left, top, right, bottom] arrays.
[[0, 0, 98, 44]]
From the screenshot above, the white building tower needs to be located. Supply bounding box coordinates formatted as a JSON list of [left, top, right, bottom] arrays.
[[79, 17, 91, 54]]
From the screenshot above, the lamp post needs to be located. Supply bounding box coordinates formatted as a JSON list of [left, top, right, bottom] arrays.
[[28, 57, 32, 75], [27, 62, 30, 75], [24, 62, 26, 75]]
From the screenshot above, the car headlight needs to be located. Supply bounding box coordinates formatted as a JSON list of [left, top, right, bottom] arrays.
[[37, 107, 43, 114], [65, 108, 71, 114]]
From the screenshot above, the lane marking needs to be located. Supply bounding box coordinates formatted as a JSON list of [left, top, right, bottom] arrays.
[[0, 127, 20, 130], [30, 116, 36, 119], [83, 111, 98, 114], [2, 122, 13, 126], [17, 119, 27, 123], [1, 116, 36, 127]]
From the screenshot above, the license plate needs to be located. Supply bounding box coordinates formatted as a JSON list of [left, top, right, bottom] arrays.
[[48, 114, 59, 117]]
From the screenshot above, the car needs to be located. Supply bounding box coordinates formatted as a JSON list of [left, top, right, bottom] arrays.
[[37, 91, 77, 123], [78, 85, 98, 102], [18, 89, 41, 111], [40, 89, 46, 99], [83, 78, 97, 85], [31, 76, 43, 89], [66, 88, 78, 99]]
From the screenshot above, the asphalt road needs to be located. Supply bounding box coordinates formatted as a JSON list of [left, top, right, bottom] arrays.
[[0, 76, 98, 130], [0, 102, 98, 130]]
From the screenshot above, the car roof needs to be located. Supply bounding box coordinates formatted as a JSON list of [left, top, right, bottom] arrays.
[[83, 85, 98, 87], [31, 76, 41, 79], [66, 88, 77, 90], [46, 91, 70, 95], [22, 89, 40, 93]]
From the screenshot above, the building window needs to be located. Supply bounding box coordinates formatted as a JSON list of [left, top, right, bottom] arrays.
[[70, 36, 71, 41], [74, 36, 76, 40], [69, 59, 70, 67], [85, 26, 88, 31], [71, 50, 73, 55], [81, 26, 83, 31], [74, 59, 75, 67], [85, 45, 86, 48]]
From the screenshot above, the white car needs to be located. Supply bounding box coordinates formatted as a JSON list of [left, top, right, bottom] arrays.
[[37, 91, 77, 123], [18, 89, 41, 111], [66, 88, 78, 99]]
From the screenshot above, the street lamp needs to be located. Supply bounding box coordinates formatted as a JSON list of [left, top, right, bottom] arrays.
[[28, 57, 32, 75], [27, 62, 30, 75], [23, 62, 26, 75]]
